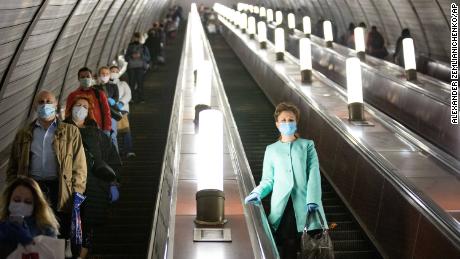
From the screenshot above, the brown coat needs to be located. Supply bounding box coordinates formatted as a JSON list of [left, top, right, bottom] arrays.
[[6, 120, 87, 212]]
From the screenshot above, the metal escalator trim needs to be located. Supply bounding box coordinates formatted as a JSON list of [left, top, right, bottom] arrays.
[[218, 16, 460, 251]]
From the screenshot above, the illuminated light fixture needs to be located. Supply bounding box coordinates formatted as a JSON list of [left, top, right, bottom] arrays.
[[240, 13, 248, 33], [235, 11, 240, 28], [191, 3, 198, 13], [275, 27, 285, 61], [299, 38, 313, 83], [287, 13, 295, 34], [260, 7, 266, 17], [346, 57, 365, 121], [257, 21, 267, 49], [247, 17, 256, 39], [403, 38, 417, 81], [275, 11, 283, 26], [195, 60, 212, 107], [248, 5, 254, 13], [237, 3, 243, 12], [267, 9, 273, 23], [195, 109, 226, 226], [254, 6, 259, 14], [303, 16, 311, 37], [354, 27, 366, 60], [323, 20, 333, 47]]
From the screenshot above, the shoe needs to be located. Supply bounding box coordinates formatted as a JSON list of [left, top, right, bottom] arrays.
[[126, 152, 136, 158]]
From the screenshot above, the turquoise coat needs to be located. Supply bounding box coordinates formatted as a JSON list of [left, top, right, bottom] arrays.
[[252, 138, 328, 232]]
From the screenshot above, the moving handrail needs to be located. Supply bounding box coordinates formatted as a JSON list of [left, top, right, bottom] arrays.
[[147, 9, 279, 259], [216, 8, 460, 257]]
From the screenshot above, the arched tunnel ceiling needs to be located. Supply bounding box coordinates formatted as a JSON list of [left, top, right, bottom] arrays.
[[0, 0, 170, 172], [260, 0, 451, 62]]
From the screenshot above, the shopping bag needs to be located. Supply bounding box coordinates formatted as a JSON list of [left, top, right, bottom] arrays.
[[71, 193, 86, 246], [117, 114, 130, 134], [301, 211, 334, 259], [7, 235, 65, 259]]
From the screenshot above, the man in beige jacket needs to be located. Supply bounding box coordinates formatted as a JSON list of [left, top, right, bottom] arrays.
[[6, 90, 87, 238]]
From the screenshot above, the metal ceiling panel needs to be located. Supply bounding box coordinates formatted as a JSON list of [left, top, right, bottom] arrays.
[[0, 0, 40, 10], [0, 8, 38, 28]]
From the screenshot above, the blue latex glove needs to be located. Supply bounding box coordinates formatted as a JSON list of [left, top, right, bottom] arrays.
[[110, 185, 119, 203], [306, 203, 319, 213], [108, 98, 116, 106], [116, 102, 124, 110], [103, 130, 111, 137], [244, 192, 261, 205]]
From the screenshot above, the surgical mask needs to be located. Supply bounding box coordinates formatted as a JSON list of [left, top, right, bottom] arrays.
[[278, 122, 297, 136], [110, 72, 120, 80], [37, 104, 56, 119], [100, 76, 110, 83], [9, 201, 33, 217], [72, 106, 88, 122], [79, 78, 93, 88]]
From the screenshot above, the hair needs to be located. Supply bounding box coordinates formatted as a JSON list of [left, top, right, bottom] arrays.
[[33, 90, 57, 108], [402, 28, 411, 37], [66, 94, 96, 124], [0, 176, 59, 234], [109, 65, 119, 71], [98, 66, 110, 75], [78, 67, 92, 78], [274, 102, 301, 139]]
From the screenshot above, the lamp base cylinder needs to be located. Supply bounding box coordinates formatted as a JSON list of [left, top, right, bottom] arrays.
[[301, 69, 312, 83], [260, 41, 267, 49], [357, 51, 365, 61], [194, 104, 212, 126], [348, 102, 365, 121], [249, 34, 255, 39], [241, 28, 246, 33], [289, 28, 295, 34], [305, 33, 311, 38], [326, 41, 333, 48], [405, 69, 417, 81], [276, 52, 284, 61], [195, 189, 227, 226]]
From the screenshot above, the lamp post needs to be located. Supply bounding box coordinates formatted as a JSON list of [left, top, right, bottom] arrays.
[[258, 21, 267, 49], [267, 9, 273, 24], [346, 57, 365, 121], [287, 13, 295, 34], [275, 10, 283, 27], [248, 16, 256, 39], [254, 6, 259, 15], [303, 16, 311, 38], [275, 27, 285, 61], [403, 38, 417, 81], [240, 13, 247, 33], [300, 38, 312, 83], [323, 20, 333, 47], [260, 7, 266, 18], [354, 27, 366, 60]]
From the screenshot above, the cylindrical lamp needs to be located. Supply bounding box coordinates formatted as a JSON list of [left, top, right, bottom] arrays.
[[235, 11, 241, 28], [267, 9, 274, 23], [195, 60, 212, 106], [354, 27, 366, 60], [237, 3, 243, 12], [195, 109, 226, 226], [303, 16, 311, 38], [275, 11, 283, 26], [240, 13, 248, 33], [254, 6, 259, 14], [260, 7, 266, 17], [403, 38, 417, 81], [275, 27, 285, 61], [299, 38, 312, 83], [323, 20, 333, 47], [346, 57, 365, 121], [248, 17, 256, 39], [287, 13, 295, 34], [257, 21, 267, 49], [248, 5, 254, 13]]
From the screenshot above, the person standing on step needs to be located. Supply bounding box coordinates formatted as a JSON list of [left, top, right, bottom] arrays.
[[125, 32, 151, 103]]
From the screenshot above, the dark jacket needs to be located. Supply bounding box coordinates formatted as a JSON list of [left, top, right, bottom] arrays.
[[146, 28, 162, 58], [64, 119, 121, 226], [125, 42, 151, 69], [95, 82, 119, 102]]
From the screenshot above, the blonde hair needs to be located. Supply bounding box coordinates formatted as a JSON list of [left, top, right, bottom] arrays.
[[0, 176, 59, 234]]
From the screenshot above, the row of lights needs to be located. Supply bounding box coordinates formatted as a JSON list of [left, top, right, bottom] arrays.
[[220, 3, 418, 81]]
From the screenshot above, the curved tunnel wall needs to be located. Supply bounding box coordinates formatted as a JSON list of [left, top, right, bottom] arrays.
[[0, 0, 170, 178], [261, 0, 451, 62]]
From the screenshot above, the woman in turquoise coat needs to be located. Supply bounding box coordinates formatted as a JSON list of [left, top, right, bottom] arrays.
[[245, 102, 328, 258]]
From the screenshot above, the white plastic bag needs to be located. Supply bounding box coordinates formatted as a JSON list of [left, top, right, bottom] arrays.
[[7, 235, 65, 259]]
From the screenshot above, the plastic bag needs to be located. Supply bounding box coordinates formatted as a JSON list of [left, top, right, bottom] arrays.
[[71, 193, 86, 246], [301, 211, 334, 259], [7, 235, 64, 259]]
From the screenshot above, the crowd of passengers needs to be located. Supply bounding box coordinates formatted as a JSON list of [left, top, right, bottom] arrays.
[[0, 5, 183, 259]]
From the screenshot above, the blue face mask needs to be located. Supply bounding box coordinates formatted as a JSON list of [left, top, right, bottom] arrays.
[[37, 104, 56, 119], [278, 122, 297, 136]]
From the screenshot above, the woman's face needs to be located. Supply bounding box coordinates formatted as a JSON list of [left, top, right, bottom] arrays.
[[276, 111, 296, 128], [74, 98, 89, 110], [10, 185, 34, 207]]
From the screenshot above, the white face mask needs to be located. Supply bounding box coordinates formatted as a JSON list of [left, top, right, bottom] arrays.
[[9, 201, 33, 217], [100, 76, 110, 83], [110, 72, 120, 80], [72, 106, 88, 122]]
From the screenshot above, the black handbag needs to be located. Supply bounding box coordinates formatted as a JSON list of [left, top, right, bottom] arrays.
[[110, 105, 123, 121], [301, 210, 334, 259], [93, 160, 117, 182]]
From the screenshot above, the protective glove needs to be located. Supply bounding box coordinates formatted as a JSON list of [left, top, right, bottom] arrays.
[[103, 130, 111, 137], [108, 98, 116, 106], [116, 102, 124, 110], [306, 203, 319, 213], [109, 185, 119, 203], [6, 221, 33, 245], [244, 192, 261, 205]]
